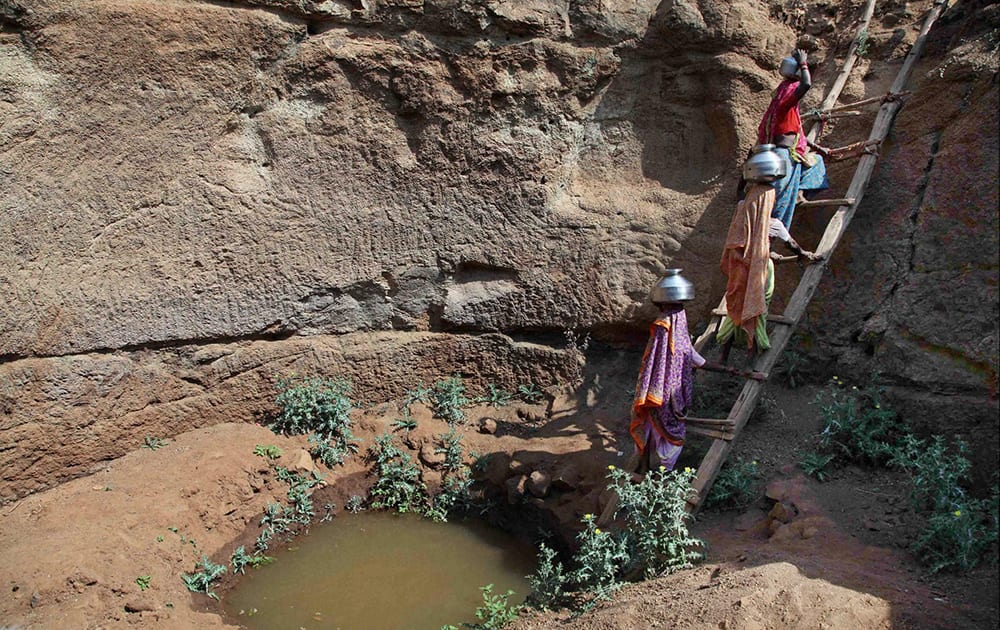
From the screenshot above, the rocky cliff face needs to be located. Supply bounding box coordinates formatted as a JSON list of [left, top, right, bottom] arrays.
[[1, 0, 997, 499], [805, 1, 999, 478]]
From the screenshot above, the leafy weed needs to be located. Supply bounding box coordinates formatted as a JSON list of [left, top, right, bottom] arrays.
[[181, 556, 227, 600]]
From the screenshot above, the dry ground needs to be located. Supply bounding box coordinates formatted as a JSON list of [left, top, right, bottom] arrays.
[[1, 372, 996, 629]]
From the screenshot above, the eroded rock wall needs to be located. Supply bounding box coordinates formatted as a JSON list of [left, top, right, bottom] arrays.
[[0, 0, 789, 358], [802, 1, 999, 477], [1, 0, 997, 498]]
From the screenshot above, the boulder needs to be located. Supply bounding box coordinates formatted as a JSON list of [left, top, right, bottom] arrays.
[[478, 418, 498, 435], [419, 442, 445, 468], [526, 470, 551, 498], [551, 465, 579, 492], [768, 501, 796, 524], [124, 599, 156, 613], [283, 449, 318, 476]]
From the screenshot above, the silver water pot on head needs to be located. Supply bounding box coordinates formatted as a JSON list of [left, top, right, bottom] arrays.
[[649, 269, 695, 304], [743, 144, 788, 183], [779, 56, 800, 79]]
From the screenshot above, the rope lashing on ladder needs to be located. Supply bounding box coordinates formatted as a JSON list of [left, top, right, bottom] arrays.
[[804, 90, 913, 121]]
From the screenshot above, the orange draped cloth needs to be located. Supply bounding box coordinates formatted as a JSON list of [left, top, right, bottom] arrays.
[[720, 184, 775, 346]]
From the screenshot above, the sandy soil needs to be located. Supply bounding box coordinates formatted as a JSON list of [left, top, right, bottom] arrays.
[[1, 374, 996, 629]]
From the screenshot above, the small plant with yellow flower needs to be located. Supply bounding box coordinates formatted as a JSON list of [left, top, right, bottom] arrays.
[[890, 435, 999, 573], [567, 513, 630, 601], [525, 543, 567, 610]]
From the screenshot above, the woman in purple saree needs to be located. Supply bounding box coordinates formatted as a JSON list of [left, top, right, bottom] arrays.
[[629, 303, 706, 472]]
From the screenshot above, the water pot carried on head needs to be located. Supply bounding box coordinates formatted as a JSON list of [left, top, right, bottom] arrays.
[[779, 56, 800, 79], [743, 144, 788, 183], [649, 269, 695, 304]]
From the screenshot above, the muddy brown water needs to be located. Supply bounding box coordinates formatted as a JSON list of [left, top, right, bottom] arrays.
[[223, 511, 537, 629]]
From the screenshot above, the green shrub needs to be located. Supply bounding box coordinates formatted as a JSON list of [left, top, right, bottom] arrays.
[[478, 384, 512, 408], [255, 528, 273, 553], [911, 502, 998, 573], [428, 471, 472, 523], [345, 494, 365, 513], [308, 433, 355, 468], [391, 409, 418, 436], [526, 543, 567, 610], [799, 451, 834, 482], [608, 466, 704, 578], [230, 545, 273, 574], [891, 435, 971, 512], [436, 429, 465, 473], [369, 434, 428, 514], [135, 575, 151, 591], [426, 429, 472, 522], [286, 483, 316, 523], [855, 28, 871, 58], [142, 436, 167, 450], [252, 466, 324, 554], [516, 384, 545, 404], [703, 458, 761, 510], [253, 444, 282, 460], [260, 502, 293, 534], [891, 436, 999, 573], [522, 467, 704, 611], [403, 383, 432, 407], [271, 377, 357, 452], [470, 584, 521, 629], [442, 584, 521, 630], [817, 377, 899, 465], [268, 377, 360, 485], [432, 376, 469, 425], [181, 556, 227, 600], [807, 373, 998, 575]]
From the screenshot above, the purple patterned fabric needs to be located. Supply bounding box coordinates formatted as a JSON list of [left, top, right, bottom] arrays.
[[629, 305, 704, 470]]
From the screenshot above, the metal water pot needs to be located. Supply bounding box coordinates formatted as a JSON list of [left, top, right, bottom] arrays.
[[779, 56, 800, 79], [743, 144, 788, 183], [649, 269, 695, 304]]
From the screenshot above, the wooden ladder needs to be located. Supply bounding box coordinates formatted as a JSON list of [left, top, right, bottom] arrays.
[[685, 0, 949, 511]]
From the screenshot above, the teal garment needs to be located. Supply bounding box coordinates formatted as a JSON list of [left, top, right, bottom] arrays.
[[772, 148, 829, 229]]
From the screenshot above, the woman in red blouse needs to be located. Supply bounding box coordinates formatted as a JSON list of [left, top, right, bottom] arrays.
[[757, 49, 829, 229]]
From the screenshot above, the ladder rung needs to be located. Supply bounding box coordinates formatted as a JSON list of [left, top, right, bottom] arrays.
[[769, 314, 796, 325], [810, 90, 912, 116], [804, 109, 863, 121], [710, 308, 796, 326], [686, 417, 735, 428], [796, 197, 855, 209], [687, 425, 734, 441]]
